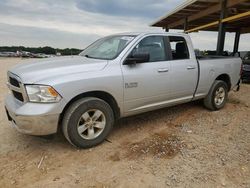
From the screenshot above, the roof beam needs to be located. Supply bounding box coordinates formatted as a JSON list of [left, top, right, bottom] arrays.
[[221, 10, 250, 22], [185, 21, 219, 32], [168, 0, 247, 28], [185, 10, 250, 32]]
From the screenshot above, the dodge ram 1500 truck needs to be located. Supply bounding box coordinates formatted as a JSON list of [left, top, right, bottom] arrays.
[[5, 32, 242, 148]]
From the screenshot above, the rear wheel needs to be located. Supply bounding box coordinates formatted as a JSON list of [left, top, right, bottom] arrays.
[[62, 97, 114, 148], [203, 80, 228, 111]]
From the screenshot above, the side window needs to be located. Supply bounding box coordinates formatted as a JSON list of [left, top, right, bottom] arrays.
[[131, 36, 166, 62], [169, 36, 189, 60]]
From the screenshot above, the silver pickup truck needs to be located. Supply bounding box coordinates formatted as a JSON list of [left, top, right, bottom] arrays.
[[5, 32, 242, 148]]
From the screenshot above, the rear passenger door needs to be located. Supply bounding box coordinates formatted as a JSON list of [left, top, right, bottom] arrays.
[[167, 36, 198, 100]]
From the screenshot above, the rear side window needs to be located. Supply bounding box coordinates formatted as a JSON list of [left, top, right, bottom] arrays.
[[168, 36, 189, 60], [132, 36, 166, 62]]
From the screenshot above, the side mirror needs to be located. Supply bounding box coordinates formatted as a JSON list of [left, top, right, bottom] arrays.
[[124, 52, 150, 65]]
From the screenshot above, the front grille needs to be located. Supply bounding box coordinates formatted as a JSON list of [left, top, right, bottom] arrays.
[[9, 77, 20, 88], [7, 73, 25, 102], [12, 90, 24, 101]]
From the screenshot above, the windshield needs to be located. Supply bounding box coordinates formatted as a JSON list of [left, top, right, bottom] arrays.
[[80, 35, 136, 60]]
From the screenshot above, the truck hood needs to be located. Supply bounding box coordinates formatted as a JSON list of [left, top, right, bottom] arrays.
[[9, 56, 108, 83]]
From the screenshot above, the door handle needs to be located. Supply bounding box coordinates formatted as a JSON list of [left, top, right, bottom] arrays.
[[187, 66, 196, 70], [158, 68, 169, 73]]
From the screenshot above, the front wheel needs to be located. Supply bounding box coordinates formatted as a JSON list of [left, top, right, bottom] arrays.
[[62, 97, 114, 148], [203, 80, 228, 111]]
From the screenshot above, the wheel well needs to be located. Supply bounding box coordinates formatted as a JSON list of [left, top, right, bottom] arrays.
[[59, 91, 120, 127], [215, 74, 231, 91]]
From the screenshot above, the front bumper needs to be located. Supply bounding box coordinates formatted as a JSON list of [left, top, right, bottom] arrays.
[[5, 94, 62, 135]]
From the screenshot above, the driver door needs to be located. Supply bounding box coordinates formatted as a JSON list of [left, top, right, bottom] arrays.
[[121, 35, 172, 116]]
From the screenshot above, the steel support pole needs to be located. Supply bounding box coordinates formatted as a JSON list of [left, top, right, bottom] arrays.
[[184, 17, 188, 32], [216, 0, 227, 55], [233, 30, 241, 54]]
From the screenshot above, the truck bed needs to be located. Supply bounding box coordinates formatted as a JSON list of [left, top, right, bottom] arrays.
[[194, 56, 241, 99]]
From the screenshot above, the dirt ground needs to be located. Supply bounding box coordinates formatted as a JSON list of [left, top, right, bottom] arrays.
[[0, 57, 249, 188]]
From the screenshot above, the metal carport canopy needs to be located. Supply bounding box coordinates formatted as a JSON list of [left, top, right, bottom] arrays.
[[150, 0, 250, 55], [150, 0, 250, 34]]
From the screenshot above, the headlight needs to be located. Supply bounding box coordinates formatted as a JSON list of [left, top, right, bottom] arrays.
[[25, 85, 61, 103]]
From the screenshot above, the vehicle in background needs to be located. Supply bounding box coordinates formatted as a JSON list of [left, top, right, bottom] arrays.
[[194, 49, 205, 57], [0, 52, 18, 57], [237, 51, 248, 59], [242, 51, 250, 82], [0, 51, 50, 58], [203, 50, 230, 56], [20, 51, 32, 58], [5, 32, 242, 148], [32, 53, 50, 58]]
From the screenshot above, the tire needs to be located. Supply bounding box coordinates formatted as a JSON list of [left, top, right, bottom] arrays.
[[203, 80, 228, 111], [62, 97, 114, 148]]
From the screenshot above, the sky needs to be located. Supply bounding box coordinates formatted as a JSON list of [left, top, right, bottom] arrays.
[[0, 0, 249, 51]]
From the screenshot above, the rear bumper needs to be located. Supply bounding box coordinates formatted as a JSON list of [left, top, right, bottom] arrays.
[[5, 94, 62, 135]]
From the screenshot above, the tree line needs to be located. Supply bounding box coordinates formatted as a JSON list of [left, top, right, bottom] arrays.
[[0, 46, 83, 55]]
